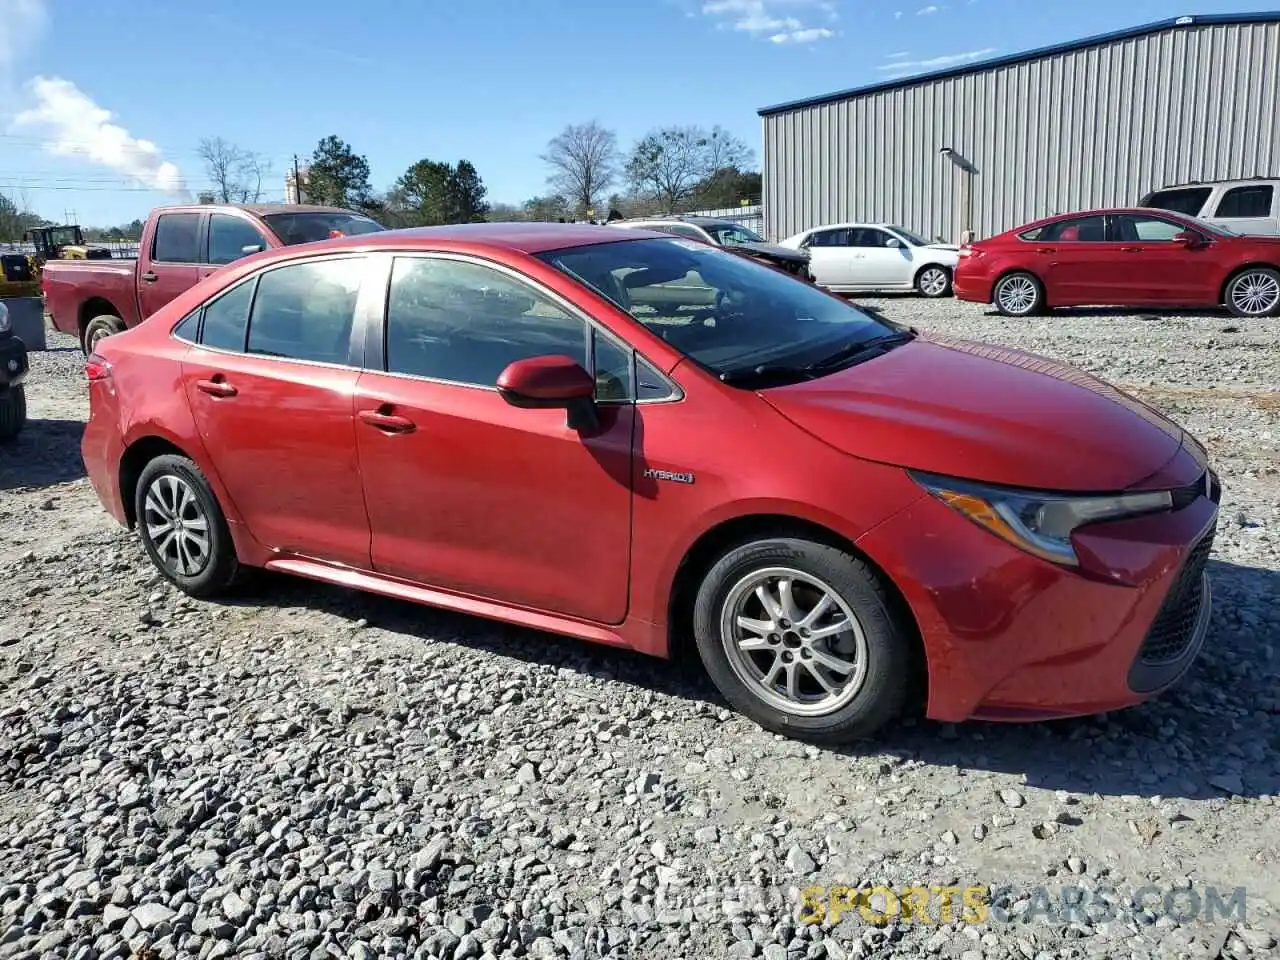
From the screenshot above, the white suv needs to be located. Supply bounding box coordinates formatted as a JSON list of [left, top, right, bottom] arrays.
[[1140, 178, 1280, 235]]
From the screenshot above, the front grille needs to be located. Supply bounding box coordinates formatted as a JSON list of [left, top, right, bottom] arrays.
[[1137, 528, 1215, 664]]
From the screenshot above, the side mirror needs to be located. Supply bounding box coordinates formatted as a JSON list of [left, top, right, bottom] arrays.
[[497, 355, 598, 431], [1172, 231, 1199, 247], [884, 237, 902, 248], [241, 244, 265, 255]]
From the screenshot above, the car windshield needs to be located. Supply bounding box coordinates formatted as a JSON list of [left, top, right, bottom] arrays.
[[703, 223, 766, 245], [889, 225, 931, 246], [537, 237, 899, 382], [262, 212, 385, 245]]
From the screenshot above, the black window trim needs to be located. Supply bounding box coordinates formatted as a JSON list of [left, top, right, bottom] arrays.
[[370, 251, 683, 405], [150, 211, 208, 266], [168, 252, 374, 370]]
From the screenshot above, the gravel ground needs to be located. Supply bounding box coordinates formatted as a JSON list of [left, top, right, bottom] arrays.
[[1, 300, 1278, 960]]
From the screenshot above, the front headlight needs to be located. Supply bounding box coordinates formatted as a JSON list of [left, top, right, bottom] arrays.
[[0, 302, 10, 335], [910, 471, 1173, 566]]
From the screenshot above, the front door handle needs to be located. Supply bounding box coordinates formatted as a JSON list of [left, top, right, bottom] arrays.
[[1035, 247, 1057, 254], [195, 377, 237, 398], [358, 408, 416, 434], [141, 271, 158, 283], [1119, 246, 1143, 253]]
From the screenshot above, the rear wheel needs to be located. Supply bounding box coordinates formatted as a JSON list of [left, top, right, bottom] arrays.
[[692, 537, 914, 743], [135, 454, 240, 598], [915, 265, 952, 298], [0, 386, 25, 443], [83, 314, 124, 355], [993, 271, 1044, 317], [1224, 267, 1280, 318]]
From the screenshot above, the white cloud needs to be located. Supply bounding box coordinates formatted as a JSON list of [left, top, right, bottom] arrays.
[[702, 0, 837, 42], [916, 5, 940, 14], [13, 76, 190, 197], [877, 46, 996, 73], [886, 50, 911, 58], [894, 10, 904, 18]]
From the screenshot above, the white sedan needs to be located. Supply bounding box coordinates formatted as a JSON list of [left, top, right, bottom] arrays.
[[777, 223, 960, 297]]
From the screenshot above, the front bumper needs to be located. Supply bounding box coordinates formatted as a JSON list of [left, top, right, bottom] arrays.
[[0, 334, 29, 389], [857, 469, 1220, 723]]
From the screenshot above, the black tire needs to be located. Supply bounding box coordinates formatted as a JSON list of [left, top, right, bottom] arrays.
[[0, 385, 25, 443], [915, 264, 953, 298], [83, 314, 124, 355], [1223, 267, 1280, 318], [134, 454, 240, 598], [992, 271, 1045, 317], [692, 537, 914, 744]]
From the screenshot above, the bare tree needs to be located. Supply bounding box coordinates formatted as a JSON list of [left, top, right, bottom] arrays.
[[197, 137, 272, 203], [541, 121, 619, 218], [624, 126, 710, 212], [702, 125, 753, 173]]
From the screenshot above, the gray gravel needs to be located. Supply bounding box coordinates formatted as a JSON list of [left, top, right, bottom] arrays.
[[2, 302, 1278, 960]]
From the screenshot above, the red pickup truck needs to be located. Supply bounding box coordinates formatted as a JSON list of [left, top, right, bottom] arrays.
[[44, 203, 383, 353]]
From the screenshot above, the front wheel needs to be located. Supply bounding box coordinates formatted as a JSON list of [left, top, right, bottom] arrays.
[[915, 265, 952, 298], [1225, 267, 1280, 318], [135, 454, 240, 598], [83, 314, 124, 355], [0, 385, 26, 443], [692, 537, 914, 743], [992, 271, 1045, 317]]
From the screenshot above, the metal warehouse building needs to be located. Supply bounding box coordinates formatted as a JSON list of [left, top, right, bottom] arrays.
[[758, 12, 1280, 244]]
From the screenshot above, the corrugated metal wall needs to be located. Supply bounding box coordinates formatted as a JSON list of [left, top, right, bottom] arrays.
[[761, 21, 1280, 243]]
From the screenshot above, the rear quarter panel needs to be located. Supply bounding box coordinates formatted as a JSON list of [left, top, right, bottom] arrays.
[[43, 260, 140, 337]]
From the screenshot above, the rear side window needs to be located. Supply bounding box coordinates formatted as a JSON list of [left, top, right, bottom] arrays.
[[152, 213, 201, 263], [208, 215, 268, 266], [1143, 187, 1212, 216], [1038, 216, 1106, 242], [1215, 185, 1274, 219], [246, 258, 364, 364], [200, 279, 255, 352]]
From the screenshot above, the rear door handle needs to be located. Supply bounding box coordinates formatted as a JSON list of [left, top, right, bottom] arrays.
[[358, 408, 416, 434], [195, 377, 237, 398], [141, 271, 158, 283]]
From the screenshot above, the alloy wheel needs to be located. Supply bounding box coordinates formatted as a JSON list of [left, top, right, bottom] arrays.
[[997, 275, 1038, 315], [1230, 271, 1280, 316], [919, 268, 949, 296], [719, 566, 869, 717], [143, 474, 211, 577]]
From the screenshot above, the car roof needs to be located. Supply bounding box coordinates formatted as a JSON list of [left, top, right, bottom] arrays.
[[286, 221, 668, 255], [1008, 207, 1200, 233], [149, 202, 363, 217], [796, 222, 896, 232], [618, 216, 744, 228]]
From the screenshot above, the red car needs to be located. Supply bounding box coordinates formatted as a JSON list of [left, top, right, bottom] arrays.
[[81, 223, 1221, 743], [954, 207, 1280, 318]]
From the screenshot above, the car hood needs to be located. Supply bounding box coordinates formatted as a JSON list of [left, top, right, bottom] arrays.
[[760, 334, 1187, 491], [922, 242, 960, 252], [739, 241, 810, 262]]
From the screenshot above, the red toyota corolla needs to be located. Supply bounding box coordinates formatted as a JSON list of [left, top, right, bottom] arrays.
[[954, 207, 1280, 318], [81, 223, 1221, 743]]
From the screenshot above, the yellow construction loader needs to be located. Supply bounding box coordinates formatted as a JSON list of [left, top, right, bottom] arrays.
[[26, 225, 114, 264]]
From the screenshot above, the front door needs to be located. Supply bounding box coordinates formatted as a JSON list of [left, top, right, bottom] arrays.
[[849, 227, 909, 286], [353, 254, 634, 624], [1106, 214, 1219, 305], [140, 212, 203, 319], [179, 255, 373, 567], [197, 212, 275, 283]]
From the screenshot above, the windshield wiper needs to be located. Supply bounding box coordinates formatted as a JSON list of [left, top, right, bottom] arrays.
[[804, 330, 916, 373]]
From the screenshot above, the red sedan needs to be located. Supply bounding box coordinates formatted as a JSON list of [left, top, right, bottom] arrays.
[[81, 223, 1220, 742], [954, 207, 1280, 318]]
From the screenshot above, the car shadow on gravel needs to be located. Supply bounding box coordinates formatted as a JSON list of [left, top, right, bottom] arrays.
[[0, 419, 86, 491], [224, 557, 1278, 802], [981, 306, 1234, 322]]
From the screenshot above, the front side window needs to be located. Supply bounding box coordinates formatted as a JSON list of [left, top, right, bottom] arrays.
[[209, 215, 269, 265], [704, 223, 765, 246], [200, 278, 255, 352], [246, 258, 364, 364], [537, 237, 896, 383], [152, 213, 201, 263], [1143, 187, 1212, 216], [848, 228, 893, 248], [385, 257, 587, 387], [1112, 215, 1184, 242], [1215, 185, 1274, 219]]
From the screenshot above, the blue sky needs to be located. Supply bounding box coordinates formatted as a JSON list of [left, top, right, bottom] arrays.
[[0, 0, 1270, 225]]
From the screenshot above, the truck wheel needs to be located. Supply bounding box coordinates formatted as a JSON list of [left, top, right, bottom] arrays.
[[83, 314, 124, 355], [0, 386, 26, 443]]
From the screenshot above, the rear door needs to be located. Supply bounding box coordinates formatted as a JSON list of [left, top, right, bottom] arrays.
[[1031, 215, 1116, 304], [139, 212, 203, 319], [179, 254, 374, 567], [801, 228, 854, 287], [1209, 184, 1277, 236]]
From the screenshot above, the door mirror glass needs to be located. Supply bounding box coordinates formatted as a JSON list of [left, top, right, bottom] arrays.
[[884, 237, 902, 248], [498, 355, 598, 431], [1172, 231, 1200, 247]]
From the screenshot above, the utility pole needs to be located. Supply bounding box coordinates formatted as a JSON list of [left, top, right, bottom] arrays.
[[293, 155, 304, 204]]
